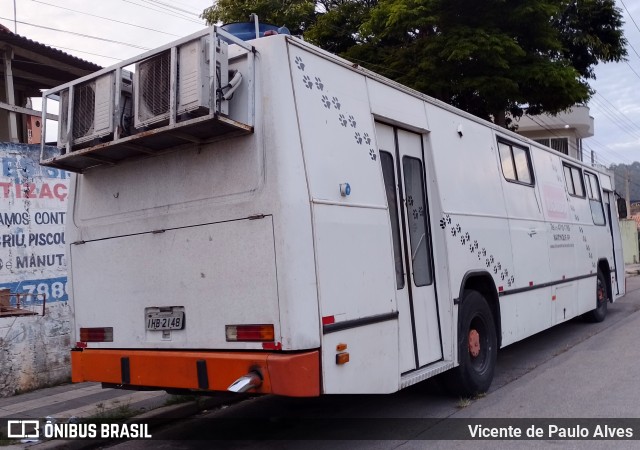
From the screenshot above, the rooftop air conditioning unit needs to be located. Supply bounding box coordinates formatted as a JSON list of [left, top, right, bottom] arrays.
[[58, 72, 133, 149], [134, 36, 228, 129]]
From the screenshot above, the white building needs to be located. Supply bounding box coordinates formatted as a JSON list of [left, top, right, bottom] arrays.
[[515, 105, 594, 162]]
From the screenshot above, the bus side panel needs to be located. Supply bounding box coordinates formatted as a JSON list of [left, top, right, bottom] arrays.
[[424, 106, 514, 347]]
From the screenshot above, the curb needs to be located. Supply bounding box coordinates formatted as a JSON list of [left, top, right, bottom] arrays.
[[24, 394, 246, 449]]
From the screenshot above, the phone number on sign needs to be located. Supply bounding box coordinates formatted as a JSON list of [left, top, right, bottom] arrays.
[[0, 277, 68, 304]]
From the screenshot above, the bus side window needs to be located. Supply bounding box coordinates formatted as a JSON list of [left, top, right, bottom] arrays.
[[563, 163, 585, 198], [584, 172, 606, 226], [380, 151, 405, 289], [402, 156, 433, 286]]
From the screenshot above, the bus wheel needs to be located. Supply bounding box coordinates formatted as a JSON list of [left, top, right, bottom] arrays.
[[448, 290, 497, 397], [585, 270, 608, 323]]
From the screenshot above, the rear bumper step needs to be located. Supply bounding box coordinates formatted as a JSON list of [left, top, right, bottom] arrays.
[[71, 348, 321, 397]]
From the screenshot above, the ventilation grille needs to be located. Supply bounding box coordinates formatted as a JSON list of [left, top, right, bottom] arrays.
[[138, 51, 171, 123], [73, 81, 96, 139]]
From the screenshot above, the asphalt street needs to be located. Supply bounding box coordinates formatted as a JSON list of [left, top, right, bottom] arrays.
[[104, 275, 640, 449]]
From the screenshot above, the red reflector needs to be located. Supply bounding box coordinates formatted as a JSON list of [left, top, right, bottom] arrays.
[[529, 281, 534, 287], [552, 295, 557, 301], [75, 341, 87, 349], [226, 324, 274, 342], [262, 341, 282, 350], [498, 286, 504, 292], [322, 316, 335, 325], [79, 327, 113, 342]]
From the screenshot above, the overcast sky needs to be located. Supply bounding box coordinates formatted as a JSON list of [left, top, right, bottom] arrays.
[[1, 0, 639, 166]]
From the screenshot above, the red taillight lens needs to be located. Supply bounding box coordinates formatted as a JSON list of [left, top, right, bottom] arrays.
[[226, 324, 274, 342], [79, 327, 113, 342]]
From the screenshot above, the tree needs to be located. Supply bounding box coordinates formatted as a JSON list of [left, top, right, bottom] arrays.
[[202, 0, 626, 128], [201, 0, 316, 36]]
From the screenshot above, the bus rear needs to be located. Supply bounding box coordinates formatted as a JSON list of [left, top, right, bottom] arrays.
[[42, 30, 323, 397]]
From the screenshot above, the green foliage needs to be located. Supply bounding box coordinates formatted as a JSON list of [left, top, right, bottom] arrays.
[[201, 0, 626, 127]]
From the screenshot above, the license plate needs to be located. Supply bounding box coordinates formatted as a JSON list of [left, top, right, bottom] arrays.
[[146, 311, 184, 330]]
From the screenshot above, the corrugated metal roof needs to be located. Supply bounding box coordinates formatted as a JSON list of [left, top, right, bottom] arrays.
[[0, 26, 102, 95]]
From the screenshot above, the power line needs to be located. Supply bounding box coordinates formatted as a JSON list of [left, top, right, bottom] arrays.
[[147, 0, 202, 16], [595, 91, 640, 135], [30, 0, 181, 37], [0, 16, 152, 50], [45, 45, 123, 62], [121, 0, 204, 24], [620, 0, 640, 35]]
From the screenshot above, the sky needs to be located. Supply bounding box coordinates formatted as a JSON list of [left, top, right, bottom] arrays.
[[1, 0, 640, 166]]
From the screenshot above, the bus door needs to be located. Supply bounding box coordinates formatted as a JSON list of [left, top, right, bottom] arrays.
[[603, 189, 624, 296], [376, 122, 442, 373]]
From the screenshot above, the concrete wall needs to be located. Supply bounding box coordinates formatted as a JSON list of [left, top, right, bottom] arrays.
[[0, 142, 70, 396], [620, 219, 639, 265]]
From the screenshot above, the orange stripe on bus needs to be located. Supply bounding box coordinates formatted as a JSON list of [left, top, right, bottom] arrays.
[[71, 348, 320, 397]]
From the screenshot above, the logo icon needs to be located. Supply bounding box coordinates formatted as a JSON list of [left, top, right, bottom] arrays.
[[7, 420, 40, 439]]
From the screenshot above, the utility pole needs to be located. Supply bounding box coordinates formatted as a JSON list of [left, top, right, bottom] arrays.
[[626, 167, 631, 216], [13, 0, 17, 33]]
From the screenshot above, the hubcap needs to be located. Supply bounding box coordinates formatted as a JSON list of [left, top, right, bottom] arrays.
[[468, 329, 480, 358]]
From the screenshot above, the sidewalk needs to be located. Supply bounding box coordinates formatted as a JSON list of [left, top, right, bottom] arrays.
[[625, 263, 640, 276], [0, 381, 241, 449]]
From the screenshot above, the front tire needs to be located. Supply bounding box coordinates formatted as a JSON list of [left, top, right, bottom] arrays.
[[447, 290, 497, 396], [585, 270, 608, 323]]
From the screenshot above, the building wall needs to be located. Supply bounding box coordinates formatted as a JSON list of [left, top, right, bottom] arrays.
[[0, 142, 70, 396], [620, 219, 639, 265]]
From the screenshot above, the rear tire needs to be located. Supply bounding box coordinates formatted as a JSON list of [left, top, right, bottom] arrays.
[[585, 270, 608, 323], [446, 290, 497, 397]]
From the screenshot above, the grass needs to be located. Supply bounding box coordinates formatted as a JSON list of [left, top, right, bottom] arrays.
[[91, 401, 137, 420], [456, 392, 487, 409], [164, 394, 197, 407]]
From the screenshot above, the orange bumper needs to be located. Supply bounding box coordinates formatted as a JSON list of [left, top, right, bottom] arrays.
[[71, 348, 320, 397]]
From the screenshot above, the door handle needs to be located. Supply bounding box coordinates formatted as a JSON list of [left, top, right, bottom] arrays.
[[528, 229, 537, 237]]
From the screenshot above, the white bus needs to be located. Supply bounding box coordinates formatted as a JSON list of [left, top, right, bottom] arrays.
[[41, 25, 625, 397]]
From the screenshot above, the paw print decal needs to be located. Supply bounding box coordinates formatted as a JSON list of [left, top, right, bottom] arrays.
[[348, 115, 357, 128], [407, 196, 414, 207], [321, 95, 331, 109], [339, 114, 347, 127], [363, 133, 372, 145], [413, 209, 419, 220], [486, 258, 491, 268], [294, 56, 305, 71], [332, 97, 341, 110], [493, 266, 498, 274], [451, 228, 458, 237], [461, 235, 467, 245], [314, 77, 324, 91], [440, 218, 447, 229], [369, 149, 377, 161], [302, 75, 313, 89], [354, 132, 363, 145], [456, 224, 461, 233]]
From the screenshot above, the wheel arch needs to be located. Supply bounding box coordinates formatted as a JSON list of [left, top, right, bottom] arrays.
[[597, 258, 612, 303], [457, 271, 502, 349]]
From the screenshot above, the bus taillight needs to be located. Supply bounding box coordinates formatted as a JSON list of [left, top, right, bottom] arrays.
[[225, 324, 274, 342], [79, 327, 113, 342]]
